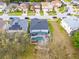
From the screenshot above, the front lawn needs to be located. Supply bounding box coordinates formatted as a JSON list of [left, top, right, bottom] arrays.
[[58, 5, 67, 13], [70, 14, 79, 17], [0, 12, 3, 15], [48, 10, 56, 16], [9, 11, 22, 16], [40, 10, 44, 16], [64, 0, 72, 2], [27, 10, 35, 16]]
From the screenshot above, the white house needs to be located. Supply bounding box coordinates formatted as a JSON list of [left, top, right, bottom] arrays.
[[41, 2, 52, 16], [0, 2, 6, 12], [8, 3, 19, 12], [61, 16, 79, 36], [32, 2, 41, 16], [19, 2, 29, 14], [51, 0, 62, 8]]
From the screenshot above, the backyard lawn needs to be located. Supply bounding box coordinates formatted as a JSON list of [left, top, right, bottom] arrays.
[[64, 0, 72, 2], [40, 10, 44, 16], [19, 44, 36, 59], [48, 10, 56, 16]]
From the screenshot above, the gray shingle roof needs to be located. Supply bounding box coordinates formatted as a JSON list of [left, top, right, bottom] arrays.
[[8, 17, 28, 31], [30, 18, 48, 30]]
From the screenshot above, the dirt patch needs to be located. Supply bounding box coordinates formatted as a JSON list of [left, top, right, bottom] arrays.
[[49, 21, 79, 59]]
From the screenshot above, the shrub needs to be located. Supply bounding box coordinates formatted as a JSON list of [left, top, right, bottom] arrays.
[[72, 31, 79, 48]]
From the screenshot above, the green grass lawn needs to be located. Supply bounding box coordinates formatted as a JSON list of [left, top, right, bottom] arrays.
[[48, 21, 54, 32], [58, 6, 67, 13], [64, 0, 72, 2], [69, 14, 79, 17], [40, 10, 44, 16], [0, 12, 3, 15], [48, 10, 56, 16], [27, 10, 35, 16], [56, 18, 62, 24], [56, 19, 66, 32], [9, 11, 22, 16]]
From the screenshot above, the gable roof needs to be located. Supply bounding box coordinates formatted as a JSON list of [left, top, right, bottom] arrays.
[[0, 2, 5, 5], [51, 0, 62, 7], [8, 17, 28, 31], [41, 2, 51, 9], [19, 2, 30, 9], [30, 18, 48, 30], [32, 2, 41, 9]]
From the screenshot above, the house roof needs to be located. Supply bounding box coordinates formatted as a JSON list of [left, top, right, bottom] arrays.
[[32, 2, 41, 9], [9, 3, 19, 9], [30, 18, 48, 30], [8, 17, 28, 31], [32, 2, 41, 6], [62, 16, 79, 30], [0, 2, 4, 5], [41, 2, 51, 9], [19, 2, 30, 9], [0, 2, 6, 8], [73, 0, 79, 2], [51, 0, 62, 7]]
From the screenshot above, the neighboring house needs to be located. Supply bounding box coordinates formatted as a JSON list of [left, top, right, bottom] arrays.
[[6, 17, 28, 33], [0, 2, 6, 12], [8, 3, 19, 12], [41, 2, 52, 15], [19, 2, 30, 13], [0, 18, 6, 32], [30, 18, 49, 45], [32, 2, 41, 10], [32, 2, 41, 15], [61, 0, 72, 4], [51, 0, 62, 8], [61, 16, 79, 36], [71, 4, 79, 14], [72, 0, 79, 4]]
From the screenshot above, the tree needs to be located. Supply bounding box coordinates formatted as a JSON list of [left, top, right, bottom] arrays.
[[29, 0, 41, 2], [72, 31, 79, 48]]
